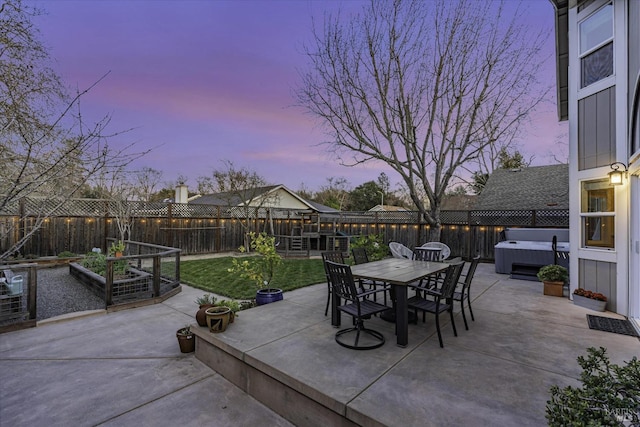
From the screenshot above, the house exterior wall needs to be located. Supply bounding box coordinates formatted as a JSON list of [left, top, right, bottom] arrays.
[[578, 259, 617, 311], [567, 0, 636, 320], [577, 87, 616, 169], [253, 189, 309, 210]]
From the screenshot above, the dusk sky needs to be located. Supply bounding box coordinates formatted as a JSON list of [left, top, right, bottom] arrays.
[[30, 0, 568, 193]]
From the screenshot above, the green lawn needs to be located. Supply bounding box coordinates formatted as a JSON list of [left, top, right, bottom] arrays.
[[180, 257, 327, 300]]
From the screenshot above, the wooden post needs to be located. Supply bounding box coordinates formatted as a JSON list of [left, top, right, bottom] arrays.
[[27, 264, 37, 321], [153, 255, 161, 297], [105, 259, 113, 307]]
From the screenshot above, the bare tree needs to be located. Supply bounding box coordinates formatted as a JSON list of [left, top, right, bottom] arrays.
[[0, 0, 146, 259], [296, 0, 550, 239], [131, 166, 163, 202], [201, 161, 276, 249], [313, 177, 351, 210]]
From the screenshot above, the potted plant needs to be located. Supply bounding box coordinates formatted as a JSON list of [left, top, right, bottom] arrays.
[[537, 264, 568, 297], [204, 306, 231, 333], [195, 294, 217, 326], [228, 231, 283, 305], [572, 288, 607, 311], [217, 299, 241, 323], [109, 240, 126, 257], [176, 325, 195, 353]]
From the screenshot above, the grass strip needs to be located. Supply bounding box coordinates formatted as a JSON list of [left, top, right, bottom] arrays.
[[180, 257, 326, 299]]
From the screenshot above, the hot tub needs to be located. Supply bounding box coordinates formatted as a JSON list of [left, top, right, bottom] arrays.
[[494, 228, 570, 280]]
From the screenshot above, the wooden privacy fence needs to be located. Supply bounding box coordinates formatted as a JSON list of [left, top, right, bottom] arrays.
[[0, 197, 569, 262]]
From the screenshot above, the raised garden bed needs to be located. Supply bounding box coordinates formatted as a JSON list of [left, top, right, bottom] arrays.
[[69, 262, 152, 302]]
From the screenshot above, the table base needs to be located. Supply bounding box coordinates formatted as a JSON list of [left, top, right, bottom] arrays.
[[380, 309, 417, 324]]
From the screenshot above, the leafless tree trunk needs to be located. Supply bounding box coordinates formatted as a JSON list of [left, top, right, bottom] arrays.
[[296, 0, 550, 240]]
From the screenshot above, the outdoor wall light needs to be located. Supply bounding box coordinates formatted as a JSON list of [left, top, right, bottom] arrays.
[[608, 162, 628, 185]]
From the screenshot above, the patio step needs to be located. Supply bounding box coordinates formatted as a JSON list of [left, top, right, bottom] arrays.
[[192, 327, 361, 427]]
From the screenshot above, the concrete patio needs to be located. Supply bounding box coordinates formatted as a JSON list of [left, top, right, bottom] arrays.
[[1, 262, 638, 426]]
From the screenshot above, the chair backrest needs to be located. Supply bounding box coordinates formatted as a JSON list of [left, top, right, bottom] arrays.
[[439, 262, 465, 299], [322, 251, 345, 276], [389, 242, 413, 259], [351, 247, 369, 265], [324, 261, 361, 304], [461, 256, 481, 289], [413, 247, 441, 262], [420, 242, 451, 261]]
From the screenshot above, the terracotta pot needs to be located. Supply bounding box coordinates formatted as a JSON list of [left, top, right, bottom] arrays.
[[543, 280, 564, 297], [195, 304, 215, 326]]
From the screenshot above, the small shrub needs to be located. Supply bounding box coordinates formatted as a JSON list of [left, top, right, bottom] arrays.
[[351, 234, 389, 261], [217, 299, 241, 313], [58, 251, 76, 258], [195, 293, 217, 306], [546, 347, 640, 426], [81, 252, 107, 276], [537, 264, 568, 282], [80, 252, 128, 277]]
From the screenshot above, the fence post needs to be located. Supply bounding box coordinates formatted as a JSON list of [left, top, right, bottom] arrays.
[[467, 211, 473, 260], [27, 264, 37, 321], [175, 250, 181, 284], [153, 255, 161, 297], [105, 259, 113, 307], [167, 203, 174, 248]]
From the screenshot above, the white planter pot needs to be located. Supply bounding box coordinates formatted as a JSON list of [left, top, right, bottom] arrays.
[[573, 294, 607, 312]]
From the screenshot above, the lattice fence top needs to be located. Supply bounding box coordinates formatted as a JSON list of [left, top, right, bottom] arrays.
[[0, 197, 569, 226]]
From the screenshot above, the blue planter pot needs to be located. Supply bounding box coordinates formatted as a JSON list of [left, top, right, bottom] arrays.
[[256, 288, 283, 306]]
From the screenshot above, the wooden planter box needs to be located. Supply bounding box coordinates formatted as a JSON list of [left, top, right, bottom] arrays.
[[573, 294, 607, 312], [543, 280, 564, 297]]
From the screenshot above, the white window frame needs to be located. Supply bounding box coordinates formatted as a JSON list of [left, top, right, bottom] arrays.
[[578, 2, 614, 91], [580, 178, 616, 250]]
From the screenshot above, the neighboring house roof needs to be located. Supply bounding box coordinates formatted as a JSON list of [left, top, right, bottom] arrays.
[[305, 200, 339, 214], [441, 194, 478, 210], [368, 204, 408, 212], [188, 184, 337, 213], [475, 164, 569, 210]]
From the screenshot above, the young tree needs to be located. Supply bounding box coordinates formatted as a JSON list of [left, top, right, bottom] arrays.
[[0, 0, 146, 259], [296, 0, 550, 239]]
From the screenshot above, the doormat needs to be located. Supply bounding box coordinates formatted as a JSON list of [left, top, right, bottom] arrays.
[[587, 315, 639, 337]]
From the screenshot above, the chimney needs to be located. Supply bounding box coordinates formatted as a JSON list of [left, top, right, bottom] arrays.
[[175, 184, 188, 204]]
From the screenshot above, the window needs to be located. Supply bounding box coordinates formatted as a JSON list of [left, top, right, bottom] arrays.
[[581, 179, 615, 248], [579, 3, 613, 88]]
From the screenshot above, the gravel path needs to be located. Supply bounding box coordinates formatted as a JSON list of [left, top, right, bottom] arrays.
[[36, 266, 105, 320]]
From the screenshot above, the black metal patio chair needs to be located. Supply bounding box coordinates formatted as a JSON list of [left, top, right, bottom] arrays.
[[325, 260, 390, 350], [350, 247, 390, 305], [321, 251, 346, 316], [452, 255, 480, 330], [408, 261, 464, 348]]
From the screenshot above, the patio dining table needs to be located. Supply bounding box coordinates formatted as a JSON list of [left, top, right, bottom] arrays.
[[341, 258, 449, 347]]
